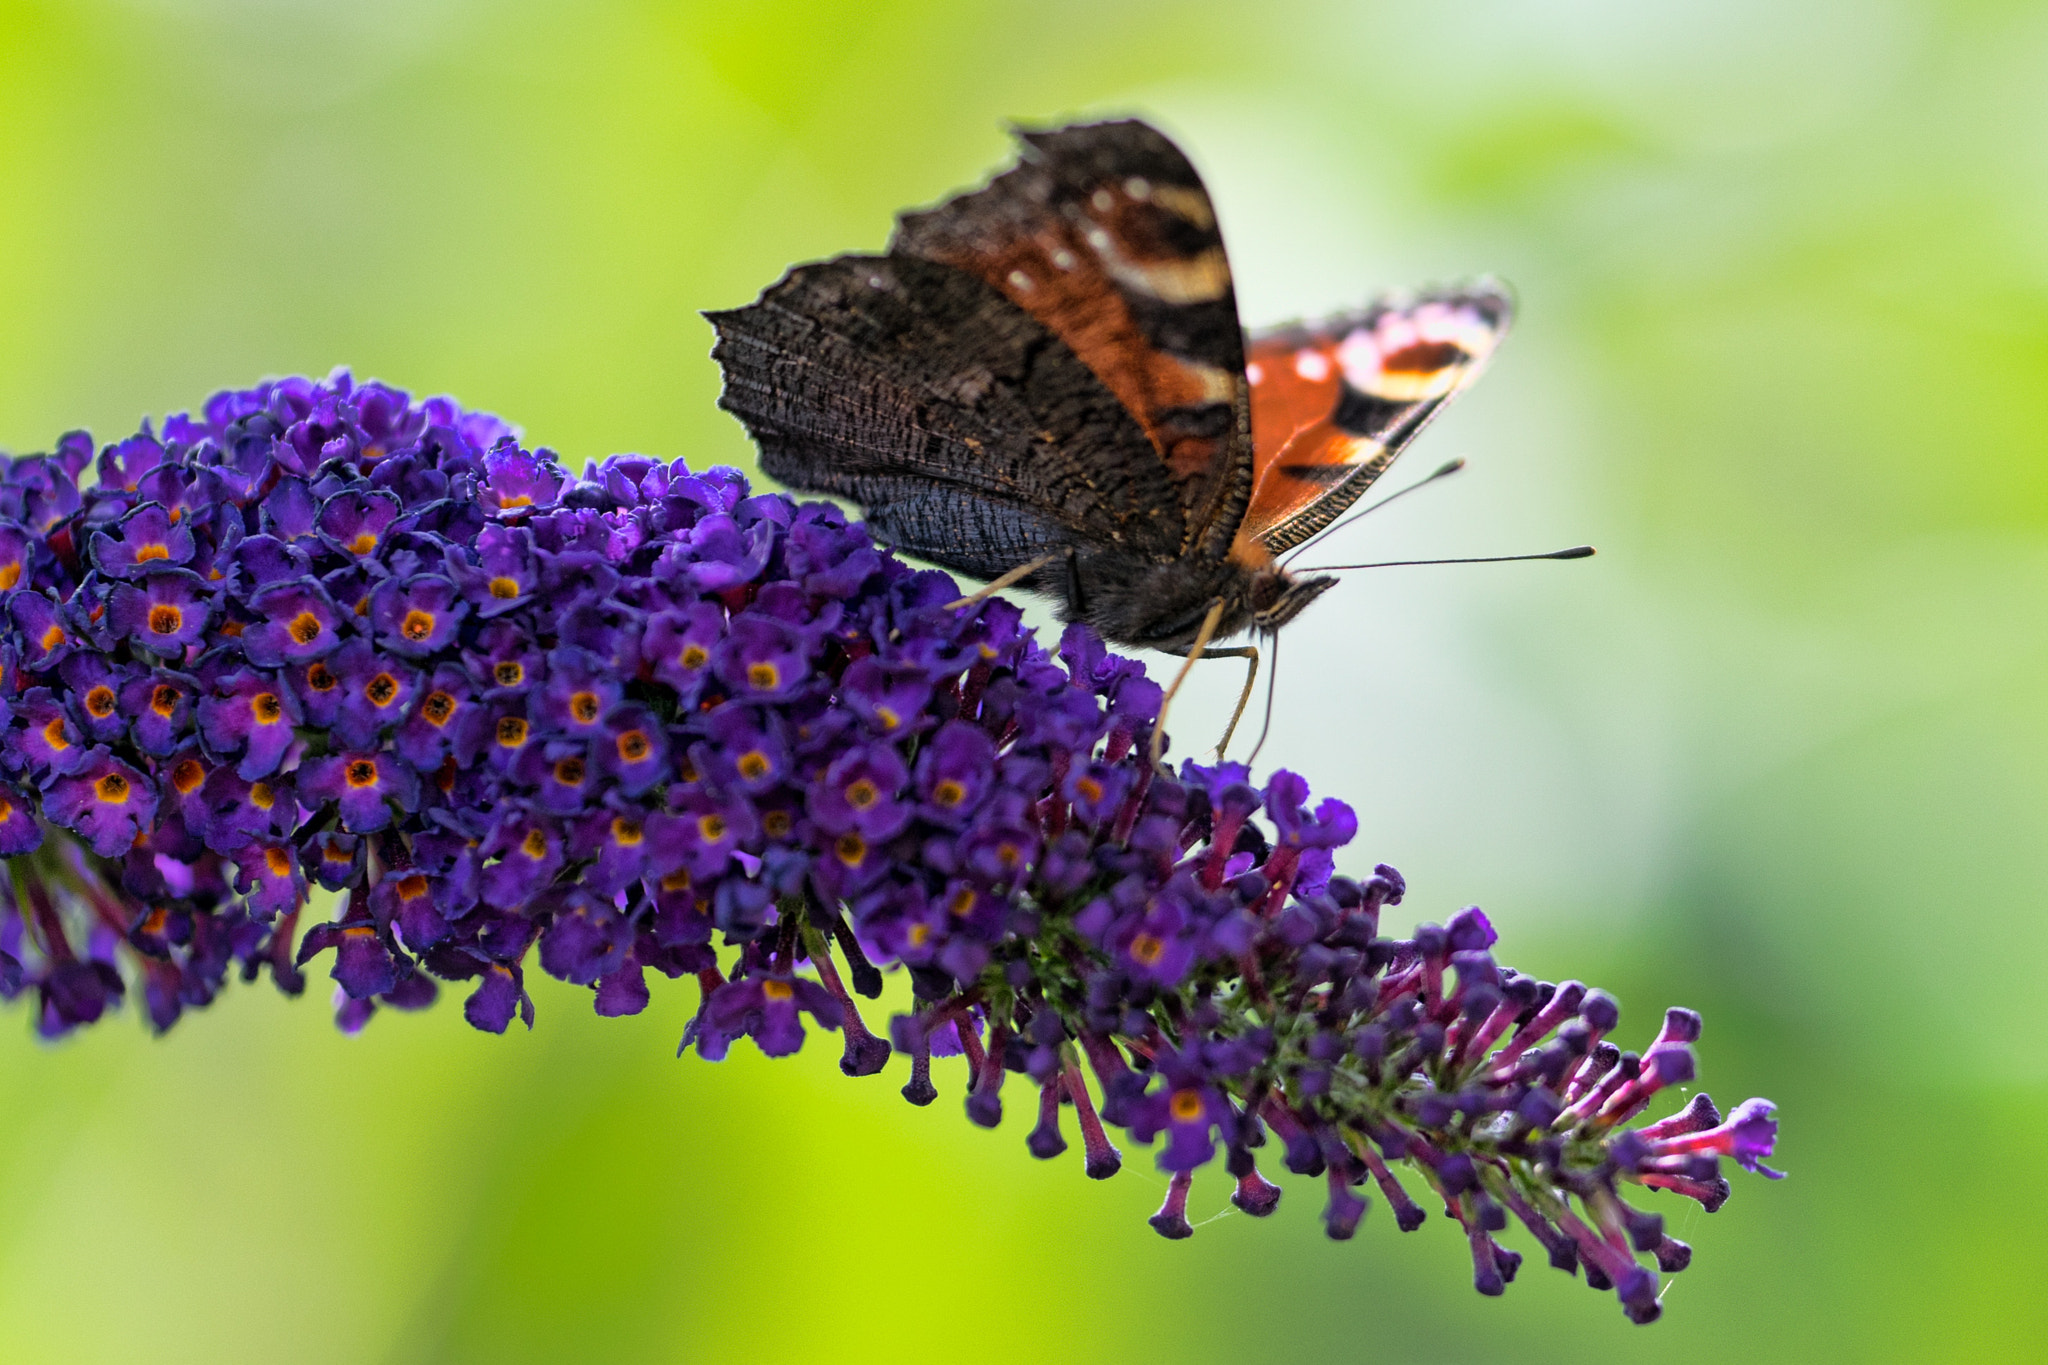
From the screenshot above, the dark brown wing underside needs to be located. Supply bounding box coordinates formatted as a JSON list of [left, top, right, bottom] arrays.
[[707, 253, 1188, 578]]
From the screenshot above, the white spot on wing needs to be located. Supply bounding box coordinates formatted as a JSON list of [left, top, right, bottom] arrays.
[[1051, 249, 1077, 270], [1125, 176, 1151, 199], [1245, 361, 1265, 385], [1007, 269, 1034, 292], [1085, 228, 1111, 251], [1091, 188, 1114, 212], [1293, 350, 1331, 383]]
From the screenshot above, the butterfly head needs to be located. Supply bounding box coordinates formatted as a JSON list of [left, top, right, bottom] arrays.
[[1248, 568, 1338, 636]]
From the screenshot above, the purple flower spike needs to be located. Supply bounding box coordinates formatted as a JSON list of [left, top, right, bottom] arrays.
[[88, 503, 195, 578], [0, 375, 1775, 1327]]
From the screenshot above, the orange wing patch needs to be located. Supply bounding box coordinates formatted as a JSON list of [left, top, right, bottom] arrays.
[[891, 122, 1254, 554], [923, 208, 1236, 485], [1242, 288, 1511, 554]]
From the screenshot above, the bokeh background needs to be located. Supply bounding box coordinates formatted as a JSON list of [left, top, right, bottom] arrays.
[[2, 1, 2042, 1360]]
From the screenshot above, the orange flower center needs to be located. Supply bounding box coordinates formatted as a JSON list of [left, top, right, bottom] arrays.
[[94, 772, 130, 803], [421, 691, 455, 725], [679, 644, 709, 669], [252, 692, 283, 724], [497, 717, 528, 747], [344, 759, 379, 788], [172, 758, 206, 793], [150, 684, 180, 716], [488, 576, 520, 600], [746, 662, 780, 690], [616, 729, 651, 762], [400, 609, 435, 641], [1168, 1088, 1205, 1123], [366, 673, 399, 707], [569, 691, 600, 724], [611, 818, 643, 846], [494, 661, 523, 687], [288, 611, 323, 645], [147, 603, 183, 634]]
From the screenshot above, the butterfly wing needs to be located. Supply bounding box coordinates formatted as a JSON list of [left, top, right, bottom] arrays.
[[1242, 285, 1512, 554], [707, 252, 1188, 582], [891, 119, 1256, 564]]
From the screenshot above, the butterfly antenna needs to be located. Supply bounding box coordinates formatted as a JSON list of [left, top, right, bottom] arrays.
[[1243, 631, 1282, 767], [1281, 457, 1467, 569], [1298, 545, 1594, 572]]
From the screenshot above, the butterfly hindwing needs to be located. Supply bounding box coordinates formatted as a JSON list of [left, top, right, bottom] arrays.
[[707, 252, 1188, 581], [1242, 285, 1512, 554], [891, 120, 1255, 562]]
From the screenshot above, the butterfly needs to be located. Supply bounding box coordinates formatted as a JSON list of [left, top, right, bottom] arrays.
[[707, 118, 1517, 750]]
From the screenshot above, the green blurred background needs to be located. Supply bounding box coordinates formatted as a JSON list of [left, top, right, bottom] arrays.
[[2, 0, 2042, 1359]]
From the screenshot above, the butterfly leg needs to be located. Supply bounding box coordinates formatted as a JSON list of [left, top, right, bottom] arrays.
[[1063, 546, 1087, 618], [943, 553, 1058, 611], [1149, 599, 1226, 777], [1203, 645, 1260, 760]]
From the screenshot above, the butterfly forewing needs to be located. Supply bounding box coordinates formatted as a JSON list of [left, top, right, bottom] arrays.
[[1242, 286, 1512, 554], [707, 253, 1188, 581], [891, 120, 1256, 562]]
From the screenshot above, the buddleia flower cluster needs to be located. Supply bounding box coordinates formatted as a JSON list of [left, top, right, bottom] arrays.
[[0, 372, 1780, 1321]]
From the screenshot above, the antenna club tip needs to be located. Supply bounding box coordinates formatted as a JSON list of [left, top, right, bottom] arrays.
[[1560, 545, 1596, 559], [1436, 457, 1468, 475]]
